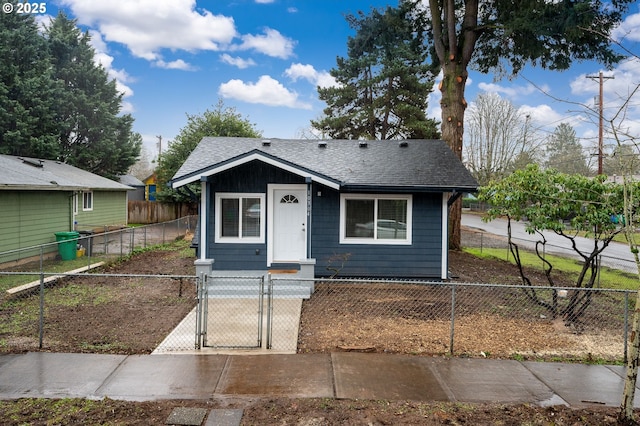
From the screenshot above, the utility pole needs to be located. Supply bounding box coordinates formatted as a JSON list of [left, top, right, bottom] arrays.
[[156, 135, 162, 158], [586, 71, 614, 175]]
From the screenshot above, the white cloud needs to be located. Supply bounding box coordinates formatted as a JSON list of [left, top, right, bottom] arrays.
[[285, 63, 337, 88], [288, 7, 298, 13], [218, 75, 311, 109], [154, 59, 194, 71], [518, 104, 574, 128], [612, 8, 640, 42], [220, 54, 256, 69], [255, 0, 275, 3], [477, 82, 541, 98], [60, 0, 237, 61], [237, 28, 296, 59]]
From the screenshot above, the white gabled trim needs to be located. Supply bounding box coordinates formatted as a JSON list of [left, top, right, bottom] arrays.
[[199, 180, 207, 260], [172, 152, 340, 190], [441, 193, 449, 279]]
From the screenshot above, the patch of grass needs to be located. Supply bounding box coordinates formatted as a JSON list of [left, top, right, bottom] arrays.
[[0, 398, 102, 425], [0, 256, 108, 292], [464, 247, 640, 290], [0, 297, 40, 334], [51, 283, 113, 306]]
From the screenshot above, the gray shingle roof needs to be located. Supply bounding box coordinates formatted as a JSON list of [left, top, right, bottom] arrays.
[[172, 137, 478, 192], [118, 174, 145, 187], [0, 155, 133, 191]]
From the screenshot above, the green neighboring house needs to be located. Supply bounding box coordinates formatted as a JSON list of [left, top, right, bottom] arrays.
[[0, 155, 132, 263]]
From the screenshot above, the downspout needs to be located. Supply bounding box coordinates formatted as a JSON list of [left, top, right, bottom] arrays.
[[199, 177, 208, 260], [441, 193, 449, 279], [69, 192, 75, 231]]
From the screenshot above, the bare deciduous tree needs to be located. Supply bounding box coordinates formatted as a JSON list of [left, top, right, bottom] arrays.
[[463, 92, 540, 185]]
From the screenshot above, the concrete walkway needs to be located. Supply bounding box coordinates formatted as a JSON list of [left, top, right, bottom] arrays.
[[0, 352, 638, 408]]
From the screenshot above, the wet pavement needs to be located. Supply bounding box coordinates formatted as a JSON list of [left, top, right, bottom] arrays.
[[0, 351, 638, 408]]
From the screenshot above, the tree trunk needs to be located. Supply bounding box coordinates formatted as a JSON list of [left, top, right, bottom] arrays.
[[619, 170, 640, 423], [440, 60, 468, 250], [620, 284, 640, 423]]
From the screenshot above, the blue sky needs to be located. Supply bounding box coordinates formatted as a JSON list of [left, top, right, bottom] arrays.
[[38, 0, 640, 165]]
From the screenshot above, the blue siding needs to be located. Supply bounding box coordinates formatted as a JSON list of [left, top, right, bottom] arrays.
[[203, 160, 444, 277], [310, 185, 443, 278], [206, 160, 304, 270]]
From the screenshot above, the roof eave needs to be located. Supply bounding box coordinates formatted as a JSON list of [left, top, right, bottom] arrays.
[[340, 184, 479, 193]]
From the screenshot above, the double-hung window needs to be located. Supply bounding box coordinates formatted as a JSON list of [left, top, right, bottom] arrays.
[[82, 191, 93, 211], [215, 193, 265, 243], [340, 194, 412, 244]]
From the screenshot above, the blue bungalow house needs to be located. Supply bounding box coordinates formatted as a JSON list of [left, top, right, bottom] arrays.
[[170, 137, 478, 279]]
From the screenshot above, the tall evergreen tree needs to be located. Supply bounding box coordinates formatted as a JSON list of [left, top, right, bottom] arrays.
[[546, 123, 590, 175], [0, 12, 60, 158], [45, 12, 139, 178], [312, 1, 439, 140]]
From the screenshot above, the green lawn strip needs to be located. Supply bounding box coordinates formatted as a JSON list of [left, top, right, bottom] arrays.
[[0, 240, 191, 338], [0, 238, 193, 293], [463, 247, 640, 290], [0, 256, 109, 293]]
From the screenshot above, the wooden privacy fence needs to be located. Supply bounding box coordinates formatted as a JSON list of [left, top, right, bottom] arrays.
[[128, 201, 197, 224]]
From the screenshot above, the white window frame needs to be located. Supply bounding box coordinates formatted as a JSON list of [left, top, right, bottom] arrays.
[[82, 191, 93, 211], [215, 192, 265, 243], [339, 193, 412, 245]]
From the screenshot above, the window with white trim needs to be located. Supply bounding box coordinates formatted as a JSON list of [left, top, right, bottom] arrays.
[[82, 191, 93, 211], [340, 194, 412, 244], [215, 193, 265, 243]]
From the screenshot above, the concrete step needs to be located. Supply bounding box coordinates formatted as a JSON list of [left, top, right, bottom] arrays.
[[206, 282, 312, 299]]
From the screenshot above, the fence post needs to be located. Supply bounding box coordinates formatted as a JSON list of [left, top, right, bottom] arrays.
[[265, 274, 272, 349], [449, 284, 456, 355], [104, 226, 108, 254], [195, 273, 203, 350]]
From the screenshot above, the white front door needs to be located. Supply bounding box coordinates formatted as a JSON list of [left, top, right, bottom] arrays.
[[270, 185, 307, 264]]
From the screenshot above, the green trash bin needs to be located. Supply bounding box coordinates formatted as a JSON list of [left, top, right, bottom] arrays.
[[55, 231, 79, 261]]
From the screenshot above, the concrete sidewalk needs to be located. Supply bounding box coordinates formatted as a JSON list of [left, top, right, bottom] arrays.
[[0, 352, 638, 408]]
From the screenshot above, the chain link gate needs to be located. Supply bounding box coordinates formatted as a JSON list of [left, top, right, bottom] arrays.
[[195, 274, 266, 349]]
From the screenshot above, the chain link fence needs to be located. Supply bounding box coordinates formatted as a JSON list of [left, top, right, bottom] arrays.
[[462, 227, 640, 287], [0, 216, 198, 267], [0, 267, 633, 360], [1, 217, 636, 360], [0, 217, 198, 354], [298, 279, 631, 362]]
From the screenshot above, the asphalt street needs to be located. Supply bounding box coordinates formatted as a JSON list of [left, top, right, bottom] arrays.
[[462, 213, 637, 273]]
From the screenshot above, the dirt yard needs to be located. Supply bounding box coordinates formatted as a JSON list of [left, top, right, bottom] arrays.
[[1, 238, 637, 424]]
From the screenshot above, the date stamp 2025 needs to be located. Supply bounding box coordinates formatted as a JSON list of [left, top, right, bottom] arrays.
[[3, 2, 47, 14]]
